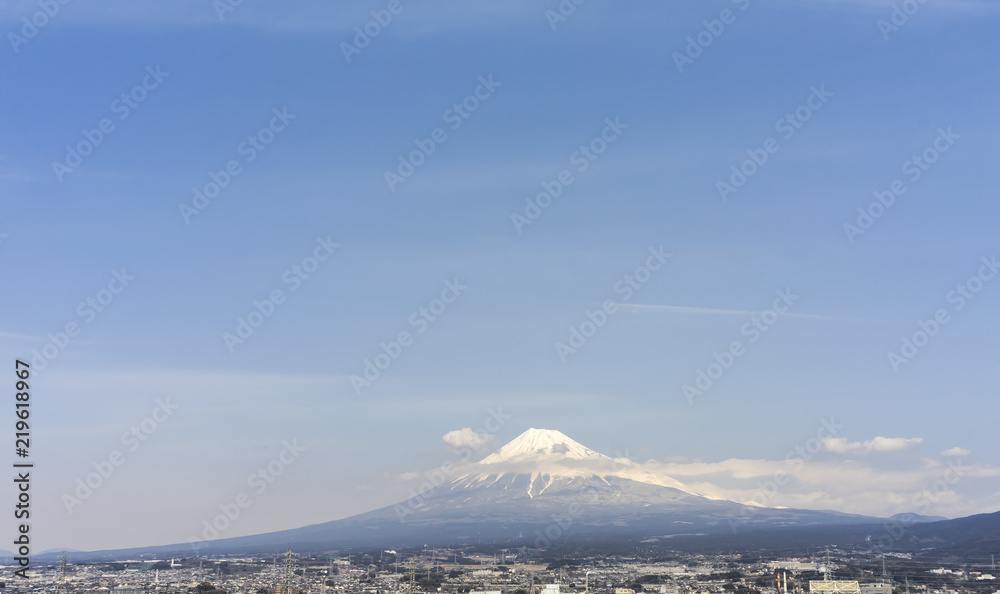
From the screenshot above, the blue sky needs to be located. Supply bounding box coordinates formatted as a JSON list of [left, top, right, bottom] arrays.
[[2, 0, 1000, 552]]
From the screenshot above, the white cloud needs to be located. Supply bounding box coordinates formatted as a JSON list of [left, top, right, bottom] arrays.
[[942, 447, 971, 457], [822, 436, 923, 455], [642, 455, 1000, 518], [442, 427, 495, 452], [621, 303, 879, 322], [867, 436, 924, 452], [822, 437, 861, 454]]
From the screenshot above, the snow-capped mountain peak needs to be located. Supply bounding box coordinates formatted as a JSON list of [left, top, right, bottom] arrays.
[[479, 428, 608, 464], [467, 428, 722, 501]]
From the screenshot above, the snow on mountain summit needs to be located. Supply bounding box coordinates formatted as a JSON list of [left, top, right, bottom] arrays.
[[469, 427, 722, 501], [479, 428, 608, 464]]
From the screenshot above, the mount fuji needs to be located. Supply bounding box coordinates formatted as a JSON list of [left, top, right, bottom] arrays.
[[437, 427, 725, 509], [79, 428, 896, 558], [372, 428, 875, 541]]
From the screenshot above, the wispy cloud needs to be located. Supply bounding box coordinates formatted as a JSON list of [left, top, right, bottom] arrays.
[[621, 303, 885, 323], [0, 331, 45, 342], [823, 436, 924, 455], [646, 454, 1000, 518], [942, 447, 971, 457]]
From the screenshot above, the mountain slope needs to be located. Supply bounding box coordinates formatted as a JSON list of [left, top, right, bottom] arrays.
[[68, 428, 942, 558], [466, 428, 718, 499]]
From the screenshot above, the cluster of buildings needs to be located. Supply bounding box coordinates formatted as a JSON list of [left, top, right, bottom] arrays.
[[2, 548, 995, 594]]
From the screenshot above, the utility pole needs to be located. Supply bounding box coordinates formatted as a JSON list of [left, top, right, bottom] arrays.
[[283, 547, 294, 594], [60, 552, 67, 594]]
